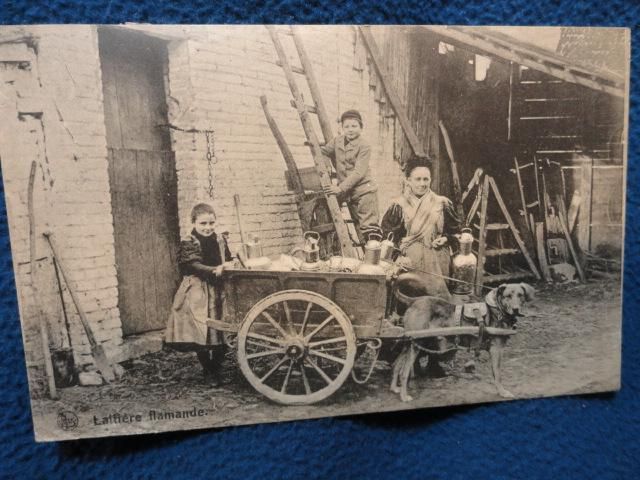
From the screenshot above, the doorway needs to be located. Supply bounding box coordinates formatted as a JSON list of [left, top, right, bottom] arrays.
[[99, 27, 180, 335]]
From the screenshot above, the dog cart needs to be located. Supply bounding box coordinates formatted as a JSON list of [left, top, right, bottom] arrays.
[[213, 268, 516, 405]]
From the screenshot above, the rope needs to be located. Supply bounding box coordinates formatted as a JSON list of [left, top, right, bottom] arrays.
[[411, 341, 460, 355], [350, 338, 382, 384], [389, 243, 495, 293]]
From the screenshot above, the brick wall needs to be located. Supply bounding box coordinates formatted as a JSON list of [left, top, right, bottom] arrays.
[[155, 25, 406, 255], [1, 25, 410, 394], [0, 26, 123, 392]]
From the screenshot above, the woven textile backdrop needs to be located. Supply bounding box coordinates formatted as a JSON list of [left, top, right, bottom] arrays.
[[1, 1, 638, 478]]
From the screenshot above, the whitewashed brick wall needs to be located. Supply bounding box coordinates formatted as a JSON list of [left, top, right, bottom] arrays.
[[158, 25, 406, 255], [0, 26, 122, 392], [1, 25, 409, 394]]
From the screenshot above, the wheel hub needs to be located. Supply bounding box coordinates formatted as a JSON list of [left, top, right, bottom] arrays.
[[285, 337, 306, 361]]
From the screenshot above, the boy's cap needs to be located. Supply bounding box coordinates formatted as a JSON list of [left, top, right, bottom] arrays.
[[340, 109, 363, 125]]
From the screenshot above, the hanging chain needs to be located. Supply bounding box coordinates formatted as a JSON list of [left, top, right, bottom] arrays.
[[205, 130, 216, 199], [157, 123, 218, 200]]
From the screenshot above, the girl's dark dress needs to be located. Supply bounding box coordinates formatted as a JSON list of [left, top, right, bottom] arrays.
[[165, 230, 232, 349]]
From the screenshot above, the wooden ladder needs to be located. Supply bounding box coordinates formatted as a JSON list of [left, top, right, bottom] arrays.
[[466, 173, 541, 295], [266, 25, 358, 258], [512, 154, 542, 236]]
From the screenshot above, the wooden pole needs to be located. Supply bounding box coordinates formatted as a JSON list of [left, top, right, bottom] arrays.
[[28, 161, 58, 400], [43, 232, 116, 383], [488, 177, 541, 280], [474, 175, 489, 296], [260, 95, 305, 199], [557, 197, 586, 282], [233, 193, 248, 258], [438, 121, 464, 219], [358, 26, 426, 158], [535, 222, 552, 282], [290, 26, 334, 144]]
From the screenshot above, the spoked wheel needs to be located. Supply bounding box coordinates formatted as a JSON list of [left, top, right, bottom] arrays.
[[237, 290, 356, 405]]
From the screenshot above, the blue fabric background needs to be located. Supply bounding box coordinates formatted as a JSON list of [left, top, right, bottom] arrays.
[[1, 1, 638, 478]]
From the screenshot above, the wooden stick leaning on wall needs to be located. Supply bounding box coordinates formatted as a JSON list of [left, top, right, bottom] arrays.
[[439, 121, 464, 220], [233, 193, 249, 262], [28, 161, 58, 400], [556, 196, 586, 283], [358, 26, 427, 158], [43, 232, 117, 383]]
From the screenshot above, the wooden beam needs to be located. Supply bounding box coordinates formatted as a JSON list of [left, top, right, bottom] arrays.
[[291, 26, 334, 144], [475, 175, 490, 296], [28, 161, 58, 400], [557, 197, 586, 282], [405, 326, 517, 339], [358, 26, 427, 158], [422, 26, 624, 98], [439, 121, 464, 218], [260, 95, 304, 199], [535, 222, 553, 282], [488, 177, 541, 280]]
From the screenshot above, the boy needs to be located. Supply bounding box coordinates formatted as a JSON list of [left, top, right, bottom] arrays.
[[321, 110, 381, 242]]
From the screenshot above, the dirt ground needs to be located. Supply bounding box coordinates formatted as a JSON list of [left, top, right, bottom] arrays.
[[32, 278, 622, 441]]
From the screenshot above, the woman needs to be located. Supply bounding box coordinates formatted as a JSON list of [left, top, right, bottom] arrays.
[[381, 156, 461, 300]]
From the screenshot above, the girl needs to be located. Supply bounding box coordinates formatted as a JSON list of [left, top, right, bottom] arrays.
[[165, 203, 233, 385]]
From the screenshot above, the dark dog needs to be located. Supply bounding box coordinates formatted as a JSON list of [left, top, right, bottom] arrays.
[[391, 283, 535, 402]]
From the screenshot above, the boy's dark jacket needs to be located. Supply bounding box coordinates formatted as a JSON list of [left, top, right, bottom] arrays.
[[321, 134, 377, 198]]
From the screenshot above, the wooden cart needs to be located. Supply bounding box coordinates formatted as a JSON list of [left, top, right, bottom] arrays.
[[214, 268, 515, 405]]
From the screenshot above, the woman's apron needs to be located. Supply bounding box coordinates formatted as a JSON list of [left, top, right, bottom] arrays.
[[398, 190, 452, 301]]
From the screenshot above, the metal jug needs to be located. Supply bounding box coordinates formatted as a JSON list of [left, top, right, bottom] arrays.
[[380, 232, 396, 262], [243, 235, 271, 270], [451, 228, 477, 295], [290, 231, 322, 271], [357, 233, 386, 275], [362, 233, 382, 265]]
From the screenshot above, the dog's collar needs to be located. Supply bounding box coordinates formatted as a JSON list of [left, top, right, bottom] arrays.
[[486, 288, 518, 327]]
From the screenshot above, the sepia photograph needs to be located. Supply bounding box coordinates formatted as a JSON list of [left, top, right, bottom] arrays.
[[0, 24, 629, 441]]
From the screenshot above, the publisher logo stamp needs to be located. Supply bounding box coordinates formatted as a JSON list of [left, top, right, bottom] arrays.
[[57, 411, 78, 431]]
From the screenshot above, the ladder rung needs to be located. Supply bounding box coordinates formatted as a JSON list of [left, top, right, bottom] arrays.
[[517, 162, 535, 169], [473, 222, 510, 231], [275, 60, 305, 74], [487, 223, 510, 230], [526, 201, 539, 208], [485, 248, 520, 257], [290, 99, 318, 114], [304, 141, 326, 147]]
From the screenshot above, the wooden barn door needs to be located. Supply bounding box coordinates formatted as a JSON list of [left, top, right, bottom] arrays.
[[99, 28, 180, 335]]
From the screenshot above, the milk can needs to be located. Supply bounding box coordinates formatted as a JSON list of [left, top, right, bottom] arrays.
[[244, 235, 271, 270], [380, 233, 396, 262], [451, 228, 477, 295], [357, 234, 386, 275], [290, 231, 323, 271]]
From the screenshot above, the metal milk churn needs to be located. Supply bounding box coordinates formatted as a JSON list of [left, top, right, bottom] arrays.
[[380, 233, 395, 260], [451, 228, 477, 295], [290, 231, 322, 271], [244, 235, 272, 270], [357, 234, 386, 275]]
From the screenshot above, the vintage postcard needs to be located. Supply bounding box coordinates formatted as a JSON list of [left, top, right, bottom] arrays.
[[0, 25, 629, 441]]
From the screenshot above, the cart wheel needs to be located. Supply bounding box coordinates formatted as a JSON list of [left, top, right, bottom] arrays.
[[237, 290, 356, 405]]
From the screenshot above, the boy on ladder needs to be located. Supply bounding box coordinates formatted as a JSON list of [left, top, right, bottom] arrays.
[[321, 110, 382, 243]]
